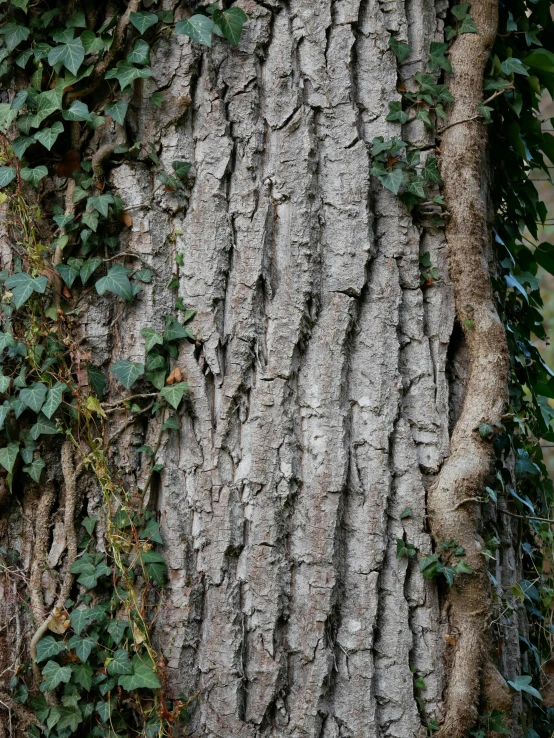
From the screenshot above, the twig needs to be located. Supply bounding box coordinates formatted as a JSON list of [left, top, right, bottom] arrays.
[[449, 497, 484, 511], [103, 392, 159, 409], [29, 443, 81, 688], [66, 0, 141, 103], [0, 693, 45, 731], [499, 508, 554, 524], [482, 85, 515, 105]]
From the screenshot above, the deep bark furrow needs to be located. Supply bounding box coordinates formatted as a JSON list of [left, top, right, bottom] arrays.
[[0, 0, 520, 735], [137, 2, 448, 736]]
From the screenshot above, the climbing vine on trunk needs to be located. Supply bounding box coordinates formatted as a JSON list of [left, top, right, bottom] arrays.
[[0, 1, 246, 736], [376, 0, 554, 735]]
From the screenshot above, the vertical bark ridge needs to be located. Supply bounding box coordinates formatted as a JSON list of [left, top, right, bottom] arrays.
[[85, 1, 460, 735]]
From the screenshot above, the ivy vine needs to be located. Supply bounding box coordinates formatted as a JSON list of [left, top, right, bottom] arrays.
[[0, 1, 247, 736], [382, 0, 554, 734]]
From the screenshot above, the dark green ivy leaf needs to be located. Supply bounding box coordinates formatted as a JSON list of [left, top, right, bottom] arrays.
[[428, 42, 452, 72], [110, 360, 144, 389]]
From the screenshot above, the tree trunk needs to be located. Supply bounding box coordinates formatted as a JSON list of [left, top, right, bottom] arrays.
[[0, 1, 526, 736]]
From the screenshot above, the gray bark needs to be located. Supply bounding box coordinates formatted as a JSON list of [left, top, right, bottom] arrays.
[[126, 2, 452, 735], [0, 1, 526, 736]]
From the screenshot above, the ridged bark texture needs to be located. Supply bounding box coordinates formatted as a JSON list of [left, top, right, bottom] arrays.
[[0, 0, 523, 736], [127, 2, 451, 735]]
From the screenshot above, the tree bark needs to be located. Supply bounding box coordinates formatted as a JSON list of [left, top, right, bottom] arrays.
[[0, 1, 526, 736]]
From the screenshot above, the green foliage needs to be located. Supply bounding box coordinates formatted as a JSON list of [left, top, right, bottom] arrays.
[[0, 0, 247, 733], [176, 6, 247, 47], [483, 0, 554, 730], [380, 0, 554, 731]]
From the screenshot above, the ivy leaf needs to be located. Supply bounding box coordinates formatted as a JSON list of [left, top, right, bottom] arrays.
[[68, 635, 95, 662], [140, 518, 164, 543], [118, 656, 161, 691], [95, 264, 134, 301], [13, 683, 28, 704], [20, 445, 35, 464], [523, 48, 554, 74], [164, 317, 190, 342], [105, 60, 153, 91], [71, 663, 93, 691], [416, 109, 433, 128], [507, 675, 542, 700], [451, 2, 471, 19], [51, 705, 83, 731], [454, 560, 472, 575], [19, 382, 48, 413], [0, 443, 19, 474], [5, 272, 48, 308], [0, 403, 10, 430], [428, 42, 452, 72], [376, 168, 404, 195], [386, 101, 409, 124], [172, 161, 191, 181], [67, 10, 86, 27], [176, 15, 215, 47], [141, 327, 163, 353], [69, 608, 93, 637], [42, 382, 67, 419], [21, 166, 48, 187], [40, 661, 72, 692], [0, 167, 17, 187], [48, 37, 85, 76], [418, 553, 441, 579], [0, 23, 31, 53], [106, 619, 128, 645], [31, 693, 49, 724], [135, 268, 152, 283], [105, 100, 129, 126], [80, 258, 103, 285], [129, 11, 158, 33], [407, 177, 426, 199], [0, 374, 10, 393], [212, 7, 248, 45], [111, 360, 144, 389], [422, 157, 441, 183], [23, 457, 45, 482], [62, 100, 92, 122], [10, 0, 31, 12], [127, 39, 150, 65], [149, 91, 164, 107], [388, 36, 411, 62], [87, 193, 114, 218], [0, 104, 18, 132], [81, 210, 99, 232], [160, 381, 189, 409], [459, 15, 478, 33], [36, 635, 66, 663], [87, 365, 106, 398], [53, 213, 75, 229], [96, 700, 113, 724], [33, 86, 64, 127], [140, 550, 167, 585], [81, 30, 106, 54], [98, 676, 117, 696], [81, 516, 98, 536], [30, 414, 60, 441], [34, 122, 64, 151], [56, 263, 80, 288], [500, 57, 529, 76], [107, 649, 133, 676]]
